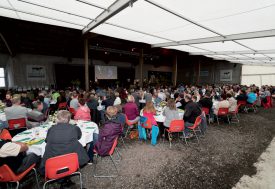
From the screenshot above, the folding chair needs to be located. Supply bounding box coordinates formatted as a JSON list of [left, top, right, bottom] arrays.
[[94, 137, 121, 178], [202, 107, 211, 125], [246, 101, 257, 113], [0, 164, 39, 189], [185, 116, 202, 143], [8, 118, 27, 130], [215, 108, 230, 125], [237, 100, 248, 113], [124, 115, 138, 138], [164, 120, 185, 147], [229, 104, 241, 123], [43, 153, 82, 189], [58, 102, 68, 110], [0, 129, 12, 140]]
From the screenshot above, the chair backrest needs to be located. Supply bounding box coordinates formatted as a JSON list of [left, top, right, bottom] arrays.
[[108, 137, 118, 156], [188, 116, 202, 130], [237, 100, 247, 105], [140, 116, 152, 129], [234, 104, 241, 114], [217, 108, 229, 116], [45, 153, 79, 180], [58, 102, 67, 110], [8, 118, 27, 130], [168, 120, 184, 132], [202, 107, 210, 115], [0, 129, 12, 140], [0, 164, 17, 182], [69, 107, 76, 115]]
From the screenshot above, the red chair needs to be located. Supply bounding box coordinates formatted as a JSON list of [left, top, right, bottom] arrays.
[[237, 100, 248, 113], [229, 104, 241, 123], [43, 153, 82, 189], [0, 129, 12, 140], [215, 107, 230, 125], [8, 118, 27, 130], [140, 116, 152, 129], [94, 137, 120, 178], [246, 101, 258, 113], [58, 102, 68, 110], [185, 116, 202, 143], [69, 107, 76, 117], [202, 107, 211, 125], [267, 96, 272, 108], [124, 115, 138, 138], [164, 120, 185, 147], [0, 164, 39, 189]]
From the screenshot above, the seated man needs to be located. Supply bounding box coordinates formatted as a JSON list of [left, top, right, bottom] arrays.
[[0, 138, 40, 174], [4, 95, 31, 128], [40, 110, 89, 174], [183, 94, 202, 137]]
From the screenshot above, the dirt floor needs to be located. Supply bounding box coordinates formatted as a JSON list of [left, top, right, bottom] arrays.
[[6, 107, 275, 189]]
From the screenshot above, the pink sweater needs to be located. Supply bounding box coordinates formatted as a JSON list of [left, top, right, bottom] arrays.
[[74, 106, 91, 121], [143, 111, 157, 126]]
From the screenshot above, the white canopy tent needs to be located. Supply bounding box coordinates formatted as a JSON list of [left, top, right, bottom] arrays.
[[1, 0, 275, 66]]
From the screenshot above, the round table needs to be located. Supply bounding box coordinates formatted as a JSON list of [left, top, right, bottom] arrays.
[[12, 120, 99, 157]]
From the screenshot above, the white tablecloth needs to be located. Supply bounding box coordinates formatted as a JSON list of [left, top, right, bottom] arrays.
[[0, 112, 6, 121], [140, 107, 184, 123], [12, 120, 99, 157]]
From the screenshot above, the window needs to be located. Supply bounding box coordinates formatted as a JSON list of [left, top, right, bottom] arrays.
[[0, 68, 5, 87]]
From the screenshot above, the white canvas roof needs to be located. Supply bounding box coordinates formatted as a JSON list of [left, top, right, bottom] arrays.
[[1, 0, 275, 65]]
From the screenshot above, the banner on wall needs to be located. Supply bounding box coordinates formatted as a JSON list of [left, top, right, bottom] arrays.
[[220, 69, 232, 81], [26, 65, 46, 80]]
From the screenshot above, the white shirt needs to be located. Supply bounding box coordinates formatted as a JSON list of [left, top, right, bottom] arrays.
[[113, 97, 121, 106]]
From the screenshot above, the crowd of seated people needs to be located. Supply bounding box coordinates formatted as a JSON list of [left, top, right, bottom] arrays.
[[0, 84, 274, 188]]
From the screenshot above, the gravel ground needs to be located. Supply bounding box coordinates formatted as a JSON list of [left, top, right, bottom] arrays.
[[8, 107, 275, 189]]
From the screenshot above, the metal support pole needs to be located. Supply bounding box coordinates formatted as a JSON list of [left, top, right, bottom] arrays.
[[84, 38, 89, 91], [139, 49, 144, 87], [172, 55, 178, 86]]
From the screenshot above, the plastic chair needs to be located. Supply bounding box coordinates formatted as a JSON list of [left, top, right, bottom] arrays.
[[8, 118, 27, 130], [246, 101, 258, 113], [93, 137, 120, 178], [229, 104, 241, 123], [237, 100, 248, 113], [0, 129, 12, 140], [69, 107, 76, 119], [140, 116, 152, 129], [267, 96, 272, 108], [164, 120, 185, 147], [215, 108, 230, 125], [58, 102, 68, 110], [202, 107, 210, 125], [185, 116, 202, 143], [43, 153, 82, 189], [124, 115, 138, 138], [0, 164, 39, 189]]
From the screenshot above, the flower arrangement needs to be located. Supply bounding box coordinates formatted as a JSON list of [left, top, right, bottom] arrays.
[[0, 101, 5, 112]]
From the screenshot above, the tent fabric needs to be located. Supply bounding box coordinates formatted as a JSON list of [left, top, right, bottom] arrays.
[[0, 0, 275, 65]]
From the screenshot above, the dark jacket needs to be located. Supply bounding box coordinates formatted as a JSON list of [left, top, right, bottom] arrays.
[[40, 123, 89, 171], [236, 93, 247, 101], [95, 120, 122, 156], [184, 101, 202, 124], [199, 97, 213, 110]]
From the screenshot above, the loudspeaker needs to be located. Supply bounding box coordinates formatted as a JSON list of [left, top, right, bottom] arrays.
[[233, 63, 237, 68]]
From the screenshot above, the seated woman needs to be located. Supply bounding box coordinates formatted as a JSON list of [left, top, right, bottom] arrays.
[[142, 101, 157, 127], [40, 110, 89, 174], [74, 98, 91, 121], [214, 94, 230, 115], [163, 99, 180, 128], [94, 106, 123, 156], [227, 93, 237, 112], [123, 95, 140, 123]]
